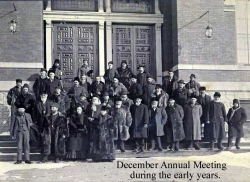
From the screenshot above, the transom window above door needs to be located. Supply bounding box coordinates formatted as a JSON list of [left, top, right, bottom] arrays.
[[51, 0, 98, 11]]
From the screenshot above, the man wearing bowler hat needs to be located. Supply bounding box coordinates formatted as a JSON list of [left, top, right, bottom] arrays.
[[47, 69, 62, 97], [206, 92, 227, 150], [103, 61, 119, 87], [10, 103, 33, 164], [129, 76, 143, 102], [185, 74, 201, 98]]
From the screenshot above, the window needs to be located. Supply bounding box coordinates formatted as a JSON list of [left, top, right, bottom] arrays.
[[51, 0, 98, 11]]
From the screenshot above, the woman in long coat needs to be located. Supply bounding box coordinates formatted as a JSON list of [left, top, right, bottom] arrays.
[[130, 97, 149, 152], [67, 105, 88, 160], [227, 99, 247, 149], [92, 106, 115, 162], [165, 99, 185, 151], [183, 97, 202, 150]]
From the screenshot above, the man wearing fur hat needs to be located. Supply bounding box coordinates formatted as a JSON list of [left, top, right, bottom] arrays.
[[15, 83, 36, 117], [108, 77, 128, 100], [47, 70, 62, 97], [206, 92, 227, 150], [173, 80, 189, 108], [129, 76, 143, 102], [162, 69, 178, 97], [40, 102, 68, 163], [185, 74, 201, 97], [183, 95, 202, 150], [226, 99, 247, 150], [111, 98, 132, 152], [33, 68, 50, 99], [120, 90, 134, 111], [117, 60, 135, 89], [101, 92, 114, 112], [104, 61, 119, 87], [7, 79, 23, 128], [10, 104, 33, 164], [136, 65, 150, 88]]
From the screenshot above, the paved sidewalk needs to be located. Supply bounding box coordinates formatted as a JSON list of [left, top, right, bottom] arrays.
[[0, 151, 249, 182]]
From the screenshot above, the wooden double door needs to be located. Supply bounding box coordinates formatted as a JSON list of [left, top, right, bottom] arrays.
[[53, 23, 98, 87], [112, 25, 155, 78]]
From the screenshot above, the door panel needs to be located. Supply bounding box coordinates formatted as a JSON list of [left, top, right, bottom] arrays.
[[53, 24, 98, 88], [112, 25, 155, 78]]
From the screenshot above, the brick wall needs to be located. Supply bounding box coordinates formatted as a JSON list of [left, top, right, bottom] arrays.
[[0, 1, 44, 81], [173, 0, 237, 65]]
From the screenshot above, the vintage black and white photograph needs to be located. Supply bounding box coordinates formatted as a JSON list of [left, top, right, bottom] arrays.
[[0, 0, 249, 181]]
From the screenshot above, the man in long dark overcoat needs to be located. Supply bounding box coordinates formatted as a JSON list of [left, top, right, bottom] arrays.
[[40, 103, 68, 163], [33, 68, 50, 99], [173, 80, 189, 108], [117, 60, 134, 89], [196, 86, 211, 141], [226, 99, 247, 150], [47, 70, 62, 97], [183, 95, 202, 150], [142, 75, 156, 107], [136, 65, 150, 88], [162, 69, 178, 97], [129, 76, 143, 102], [165, 98, 185, 151], [206, 92, 227, 150], [130, 96, 149, 152], [148, 98, 167, 151]]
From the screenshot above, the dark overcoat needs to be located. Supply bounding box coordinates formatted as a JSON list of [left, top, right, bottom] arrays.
[[197, 94, 212, 139], [42, 113, 69, 156], [47, 78, 62, 97], [183, 103, 202, 140], [33, 76, 50, 99], [207, 101, 227, 139], [185, 80, 201, 97], [130, 104, 149, 138], [90, 81, 105, 96], [117, 67, 134, 89], [136, 72, 150, 88], [15, 92, 36, 116], [142, 81, 156, 107], [92, 114, 115, 161], [162, 75, 178, 96], [173, 88, 189, 108], [165, 104, 185, 142], [103, 68, 119, 86], [148, 107, 167, 137], [227, 106, 247, 138], [110, 107, 132, 141], [129, 83, 143, 101]]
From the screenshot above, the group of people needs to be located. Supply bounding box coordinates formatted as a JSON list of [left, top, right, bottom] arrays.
[[7, 59, 247, 164]]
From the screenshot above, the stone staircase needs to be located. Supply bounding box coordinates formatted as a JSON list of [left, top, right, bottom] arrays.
[[0, 135, 250, 161]]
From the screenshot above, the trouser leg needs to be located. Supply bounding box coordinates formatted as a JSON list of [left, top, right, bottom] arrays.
[[228, 137, 233, 147], [175, 141, 179, 150], [193, 140, 200, 149], [186, 140, 192, 148], [217, 138, 223, 149], [150, 138, 156, 149], [236, 137, 241, 148], [156, 136, 162, 149], [17, 131, 23, 161], [210, 139, 215, 149], [134, 139, 140, 150], [120, 139, 125, 151], [23, 131, 30, 161]]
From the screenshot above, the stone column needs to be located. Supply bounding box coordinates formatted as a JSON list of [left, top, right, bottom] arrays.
[[99, 21, 105, 76], [45, 20, 52, 70], [45, 0, 51, 11], [155, 23, 162, 84], [106, 21, 112, 67], [105, 0, 111, 13], [154, 0, 161, 14], [98, 0, 104, 12]]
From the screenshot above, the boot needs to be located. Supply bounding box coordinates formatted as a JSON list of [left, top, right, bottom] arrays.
[[236, 137, 241, 149]]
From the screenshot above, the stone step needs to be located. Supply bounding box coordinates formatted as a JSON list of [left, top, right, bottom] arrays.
[[1, 147, 250, 161]]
